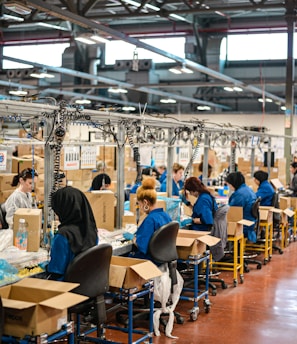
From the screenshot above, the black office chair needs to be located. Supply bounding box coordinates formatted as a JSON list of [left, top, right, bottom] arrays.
[[244, 197, 263, 271], [270, 192, 283, 254], [0, 203, 8, 229], [116, 221, 184, 330], [64, 243, 112, 340]]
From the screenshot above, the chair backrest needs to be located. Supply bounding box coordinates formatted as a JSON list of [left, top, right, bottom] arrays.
[[64, 243, 112, 298], [0, 203, 8, 229], [148, 221, 179, 264], [272, 192, 279, 208], [251, 197, 261, 235]]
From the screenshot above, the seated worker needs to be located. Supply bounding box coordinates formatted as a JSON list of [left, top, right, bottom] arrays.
[[289, 162, 297, 197], [4, 168, 39, 228], [157, 165, 167, 184], [130, 167, 160, 194], [125, 177, 172, 262], [90, 173, 111, 191], [46, 186, 98, 280], [198, 162, 213, 186], [160, 162, 185, 197], [253, 170, 275, 206], [226, 171, 257, 242], [184, 176, 218, 231]]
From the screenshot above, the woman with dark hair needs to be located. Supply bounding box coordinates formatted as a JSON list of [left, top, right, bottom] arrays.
[[184, 176, 218, 231], [47, 186, 98, 280], [90, 173, 111, 190], [4, 168, 39, 228], [226, 171, 257, 242], [289, 162, 297, 197], [127, 177, 171, 261], [253, 170, 275, 206], [160, 162, 184, 197]]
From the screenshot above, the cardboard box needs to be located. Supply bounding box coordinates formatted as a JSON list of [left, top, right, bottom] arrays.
[[109, 256, 162, 290], [0, 190, 14, 203], [259, 206, 283, 223], [176, 229, 220, 259], [85, 191, 115, 231], [279, 197, 291, 210], [0, 278, 87, 338], [13, 208, 42, 252], [270, 178, 284, 190], [12, 157, 33, 174], [0, 173, 15, 191], [290, 198, 297, 210], [227, 207, 254, 236]]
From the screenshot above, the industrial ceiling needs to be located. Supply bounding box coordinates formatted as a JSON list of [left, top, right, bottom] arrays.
[[0, 0, 294, 116]]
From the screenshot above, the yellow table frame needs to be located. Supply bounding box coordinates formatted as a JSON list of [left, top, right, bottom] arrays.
[[212, 234, 244, 287]]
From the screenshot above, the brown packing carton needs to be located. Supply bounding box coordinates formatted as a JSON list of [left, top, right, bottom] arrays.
[[279, 197, 291, 210], [12, 157, 33, 174], [259, 206, 283, 223], [13, 208, 42, 252], [176, 229, 220, 260], [109, 256, 162, 290], [85, 191, 115, 231], [19, 155, 45, 174], [270, 178, 284, 190], [0, 278, 87, 338], [0, 190, 14, 203], [290, 197, 297, 210], [227, 206, 254, 236], [0, 173, 15, 191], [122, 214, 137, 226]]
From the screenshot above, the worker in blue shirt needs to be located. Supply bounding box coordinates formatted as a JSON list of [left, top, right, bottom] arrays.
[[253, 170, 275, 206], [184, 176, 218, 231], [124, 177, 172, 263], [157, 165, 167, 184], [47, 186, 98, 280], [226, 171, 257, 242], [160, 162, 184, 197]]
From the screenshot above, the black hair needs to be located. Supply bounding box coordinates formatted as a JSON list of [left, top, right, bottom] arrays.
[[225, 171, 245, 190], [11, 168, 38, 187], [91, 173, 111, 190], [253, 170, 268, 183]]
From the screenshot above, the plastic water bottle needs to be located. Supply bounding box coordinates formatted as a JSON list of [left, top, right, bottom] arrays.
[[15, 218, 27, 251]]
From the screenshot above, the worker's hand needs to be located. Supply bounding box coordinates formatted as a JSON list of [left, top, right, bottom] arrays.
[[123, 232, 134, 241]]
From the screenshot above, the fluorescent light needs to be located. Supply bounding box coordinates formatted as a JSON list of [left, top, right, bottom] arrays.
[[160, 98, 176, 104], [197, 105, 211, 111], [75, 36, 96, 45], [4, 2, 32, 15], [281, 106, 286, 111], [169, 65, 193, 74], [169, 13, 187, 21], [90, 35, 109, 43], [224, 86, 234, 92], [30, 69, 55, 79], [122, 0, 160, 11], [1, 14, 24, 22], [108, 87, 128, 94], [233, 86, 243, 92], [258, 97, 273, 103], [122, 106, 136, 111], [180, 66, 193, 74], [9, 89, 28, 96], [169, 67, 182, 74], [75, 99, 91, 104]]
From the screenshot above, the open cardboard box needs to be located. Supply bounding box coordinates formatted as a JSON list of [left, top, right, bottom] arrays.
[[176, 229, 220, 259], [259, 206, 283, 223], [109, 256, 162, 290], [279, 197, 291, 210], [0, 278, 87, 338], [227, 206, 254, 236], [270, 178, 285, 190]]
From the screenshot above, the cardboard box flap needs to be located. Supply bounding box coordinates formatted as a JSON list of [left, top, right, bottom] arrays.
[[270, 178, 284, 189], [198, 235, 221, 247], [227, 206, 243, 222], [237, 219, 254, 226], [283, 208, 295, 217], [2, 298, 36, 310], [39, 292, 88, 310], [130, 261, 162, 280], [259, 209, 270, 220], [176, 237, 196, 247], [109, 264, 128, 288], [178, 229, 211, 237], [15, 278, 80, 293]]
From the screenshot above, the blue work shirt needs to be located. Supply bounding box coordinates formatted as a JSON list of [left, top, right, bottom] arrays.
[[160, 179, 184, 197], [130, 181, 141, 194], [228, 183, 257, 242], [133, 208, 172, 262], [191, 193, 218, 231], [159, 170, 167, 184], [256, 180, 275, 206]]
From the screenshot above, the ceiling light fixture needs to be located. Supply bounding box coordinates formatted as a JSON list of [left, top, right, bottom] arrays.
[[30, 69, 55, 79], [197, 105, 211, 111], [75, 32, 109, 45], [224, 86, 243, 92], [9, 88, 28, 96], [160, 98, 177, 104], [75, 99, 91, 105], [3, 2, 32, 15], [169, 64, 193, 74], [0, 13, 24, 22], [258, 97, 273, 103], [108, 87, 128, 94], [122, 106, 136, 111]]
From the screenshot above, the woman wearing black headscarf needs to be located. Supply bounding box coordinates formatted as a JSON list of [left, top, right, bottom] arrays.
[[226, 171, 257, 242], [47, 186, 98, 280]]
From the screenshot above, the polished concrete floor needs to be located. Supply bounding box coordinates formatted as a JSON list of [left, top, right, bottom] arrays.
[[103, 238, 297, 344]]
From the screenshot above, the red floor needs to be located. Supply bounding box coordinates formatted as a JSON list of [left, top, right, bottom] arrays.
[[102, 238, 297, 344]]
